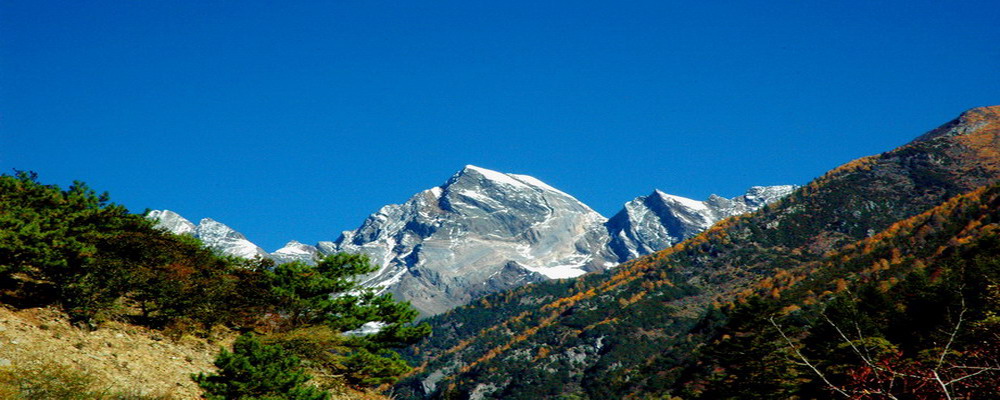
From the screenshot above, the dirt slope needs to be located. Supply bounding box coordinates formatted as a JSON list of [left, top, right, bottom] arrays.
[[0, 306, 231, 398]]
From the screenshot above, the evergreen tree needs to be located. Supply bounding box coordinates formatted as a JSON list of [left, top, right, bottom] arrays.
[[193, 333, 328, 400], [695, 298, 804, 399], [265, 253, 431, 386], [0, 171, 151, 322]]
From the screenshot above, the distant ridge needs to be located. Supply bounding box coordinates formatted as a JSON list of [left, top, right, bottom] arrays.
[[391, 106, 1000, 399], [150, 166, 793, 315], [146, 210, 267, 259]]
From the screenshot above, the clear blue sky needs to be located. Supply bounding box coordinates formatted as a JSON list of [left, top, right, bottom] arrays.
[[2, 1, 998, 251]]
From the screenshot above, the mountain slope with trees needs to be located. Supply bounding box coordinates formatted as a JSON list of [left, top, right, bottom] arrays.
[[392, 106, 1000, 399], [674, 176, 1000, 399], [0, 171, 427, 398]]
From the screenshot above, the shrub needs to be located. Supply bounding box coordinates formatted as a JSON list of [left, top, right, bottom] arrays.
[[192, 332, 328, 400], [0, 360, 173, 400]]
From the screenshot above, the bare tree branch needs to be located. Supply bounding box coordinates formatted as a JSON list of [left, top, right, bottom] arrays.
[[769, 317, 851, 398], [930, 369, 952, 400], [822, 312, 874, 367], [945, 367, 995, 386], [936, 297, 966, 371]]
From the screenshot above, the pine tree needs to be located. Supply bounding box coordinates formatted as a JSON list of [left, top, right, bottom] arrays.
[[193, 332, 328, 400], [265, 253, 430, 386], [0, 171, 150, 323]]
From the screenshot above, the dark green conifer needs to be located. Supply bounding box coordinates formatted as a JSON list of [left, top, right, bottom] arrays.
[[193, 333, 328, 400], [265, 253, 431, 386]]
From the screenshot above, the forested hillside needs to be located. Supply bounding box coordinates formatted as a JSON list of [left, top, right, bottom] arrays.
[[0, 171, 426, 398], [393, 106, 1000, 399], [672, 175, 1000, 398]]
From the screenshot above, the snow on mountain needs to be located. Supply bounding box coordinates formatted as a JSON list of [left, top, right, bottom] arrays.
[[271, 240, 321, 265], [328, 165, 618, 315], [146, 210, 196, 236], [606, 185, 798, 261], [147, 168, 796, 316], [195, 218, 270, 259], [147, 212, 268, 259], [739, 185, 799, 208]]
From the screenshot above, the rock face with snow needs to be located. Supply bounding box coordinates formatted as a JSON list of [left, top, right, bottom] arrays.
[[147, 211, 269, 259], [325, 165, 618, 315], [147, 167, 796, 316], [196, 219, 270, 259], [606, 185, 797, 261], [146, 210, 196, 236], [271, 240, 321, 265]]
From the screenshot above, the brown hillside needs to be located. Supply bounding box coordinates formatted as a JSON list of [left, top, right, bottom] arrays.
[[0, 306, 392, 399], [0, 306, 231, 398]]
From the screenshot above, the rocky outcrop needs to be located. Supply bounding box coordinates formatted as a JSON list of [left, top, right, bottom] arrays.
[[146, 211, 268, 259], [324, 165, 618, 315], [606, 185, 797, 261]]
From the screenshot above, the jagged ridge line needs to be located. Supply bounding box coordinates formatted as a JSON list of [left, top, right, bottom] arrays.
[[418, 196, 785, 382], [418, 141, 958, 381]]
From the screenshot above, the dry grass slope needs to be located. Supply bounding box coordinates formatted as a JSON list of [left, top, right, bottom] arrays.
[[0, 306, 230, 398], [0, 306, 391, 400]]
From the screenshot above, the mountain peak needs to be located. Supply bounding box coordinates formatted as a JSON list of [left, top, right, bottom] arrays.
[[457, 164, 501, 178], [606, 186, 795, 261], [147, 211, 267, 259], [150, 169, 796, 317], [653, 190, 709, 211], [146, 209, 196, 236], [331, 165, 614, 315], [271, 240, 320, 264], [460, 164, 489, 174], [450, 165, 578, 203], [963, 105, 1000, 118], [740, 185, 798, 208], [913, 105, 1000, 143], [453, 165, 532, 188], [198, 217, 218, 225]]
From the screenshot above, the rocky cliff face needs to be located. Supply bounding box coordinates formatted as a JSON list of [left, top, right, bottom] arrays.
[[271, 240, 321, 265], [146, 210, 268, 259], [323, 165, 619, 315], [148, 166, 793, 315], [145, 210, 195, 236], [606, 185, 797, 261]]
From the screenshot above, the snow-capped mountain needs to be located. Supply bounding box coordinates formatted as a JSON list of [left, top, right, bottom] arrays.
[[322, 165, 618, 315], [146, 210, 268, 259], [146, 209, 196, 236], [147, 166, 795, 316], [271, 240, 321, 265], [606, 185, 797, 261]]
